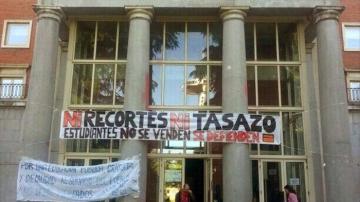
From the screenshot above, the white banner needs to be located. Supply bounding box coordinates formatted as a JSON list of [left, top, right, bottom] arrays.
[[17, 157, 140, 201], [60, 110, 282, 145]]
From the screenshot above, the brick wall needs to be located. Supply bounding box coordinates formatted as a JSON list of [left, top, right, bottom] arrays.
[[0, 0, 36, 65], [340, 0, 360, 70]]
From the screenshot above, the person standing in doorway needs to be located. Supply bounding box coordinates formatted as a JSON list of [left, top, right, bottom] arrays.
[[175, 184, 195, 202], [284, 185, 299, 202]]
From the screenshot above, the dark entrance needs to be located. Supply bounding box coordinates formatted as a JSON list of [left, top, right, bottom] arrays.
[[185, 159, 204, 202], [263, 162, 283, 202]]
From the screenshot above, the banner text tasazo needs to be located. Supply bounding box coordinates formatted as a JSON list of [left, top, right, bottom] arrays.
[[60, 111, 281, 145]]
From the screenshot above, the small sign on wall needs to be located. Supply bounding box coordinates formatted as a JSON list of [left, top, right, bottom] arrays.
[[289, 178, 300, 186]]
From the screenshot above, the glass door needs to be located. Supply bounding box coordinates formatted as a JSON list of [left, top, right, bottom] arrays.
[[163, 159, 184, 202], [262, 161, 284, 202], [256, 160, 308, 202], [160, 158, 210, 202], [210, 158, 223, 202], [285, 162, 307, 202]]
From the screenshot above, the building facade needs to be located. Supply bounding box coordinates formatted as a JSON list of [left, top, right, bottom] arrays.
[[340, 0, 360, 182], [0, 0, 359, 202], [0, 0, 36, 200]]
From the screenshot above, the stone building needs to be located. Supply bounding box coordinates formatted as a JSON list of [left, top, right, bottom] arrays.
[[340, 1, 360, 187], [0, 0, 359, 201], [0, 0, 36, 200]]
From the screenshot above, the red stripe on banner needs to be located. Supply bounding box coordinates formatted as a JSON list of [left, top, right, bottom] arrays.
[[262, 134, 274, 143]]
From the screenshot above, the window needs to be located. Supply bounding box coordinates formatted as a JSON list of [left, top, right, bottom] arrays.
[[66, 20, 128, 176], [348, 81, 360, 103], [1, 20, 32, 48], [70, 21, 128, 107], [0, 78, 24, 99], [343, 23, 360, 51], [0, 64, 28, 100], [246, 65, 301, 107], [245, 23, 299, 61], [150, 22, 222, 107], [245, 22, 304, 156], [66, 139, 120, 153], [245, 23, 301, 107], [346, 72, 360, 104]]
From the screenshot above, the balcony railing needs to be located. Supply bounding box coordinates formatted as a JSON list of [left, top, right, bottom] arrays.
[[348, 88, 360, 104], [0, 84, 25, 99]]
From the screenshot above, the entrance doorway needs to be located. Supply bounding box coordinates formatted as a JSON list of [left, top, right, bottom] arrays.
[[263, 162, 283, 202], [185, 159, 204, 202], [251, 160, 308, 202], [162, 158, 205, 202]]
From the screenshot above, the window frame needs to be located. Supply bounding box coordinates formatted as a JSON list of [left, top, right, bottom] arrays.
[[149, 21, 223, 109], [0, 64, 28, 102], [0, 77, 24, 99], [69, 20, 128, 109], [64, 18, 307, 149], [346, 72, 360, 104], [349, 80, 360, 103], [61, 17, 309, 202], [148, 20, 307, 158], [342, 22, 360, 51], [1, 20, 32, 48], [246, 21, 306, 158]]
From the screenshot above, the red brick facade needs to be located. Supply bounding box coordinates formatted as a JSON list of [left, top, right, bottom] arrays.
[[340, 0, 360, 70], [0, 0, 36, 65]]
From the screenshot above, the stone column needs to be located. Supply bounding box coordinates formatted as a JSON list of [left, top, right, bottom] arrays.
[[21, 6, 63, 161], [220, 8, 252, 202], [304, 43, 325, 202], [120, 7, 153, 202], [314, 7, 355, 202]]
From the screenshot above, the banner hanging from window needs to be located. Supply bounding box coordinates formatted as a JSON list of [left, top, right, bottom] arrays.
[[17, 157, 139, 201], [60, 110, 281, 145]]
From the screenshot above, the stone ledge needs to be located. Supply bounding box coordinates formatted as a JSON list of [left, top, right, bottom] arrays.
[[0, 100, 26, 107], [348, 105, 360, 111], [40, 0, 338, 9]]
